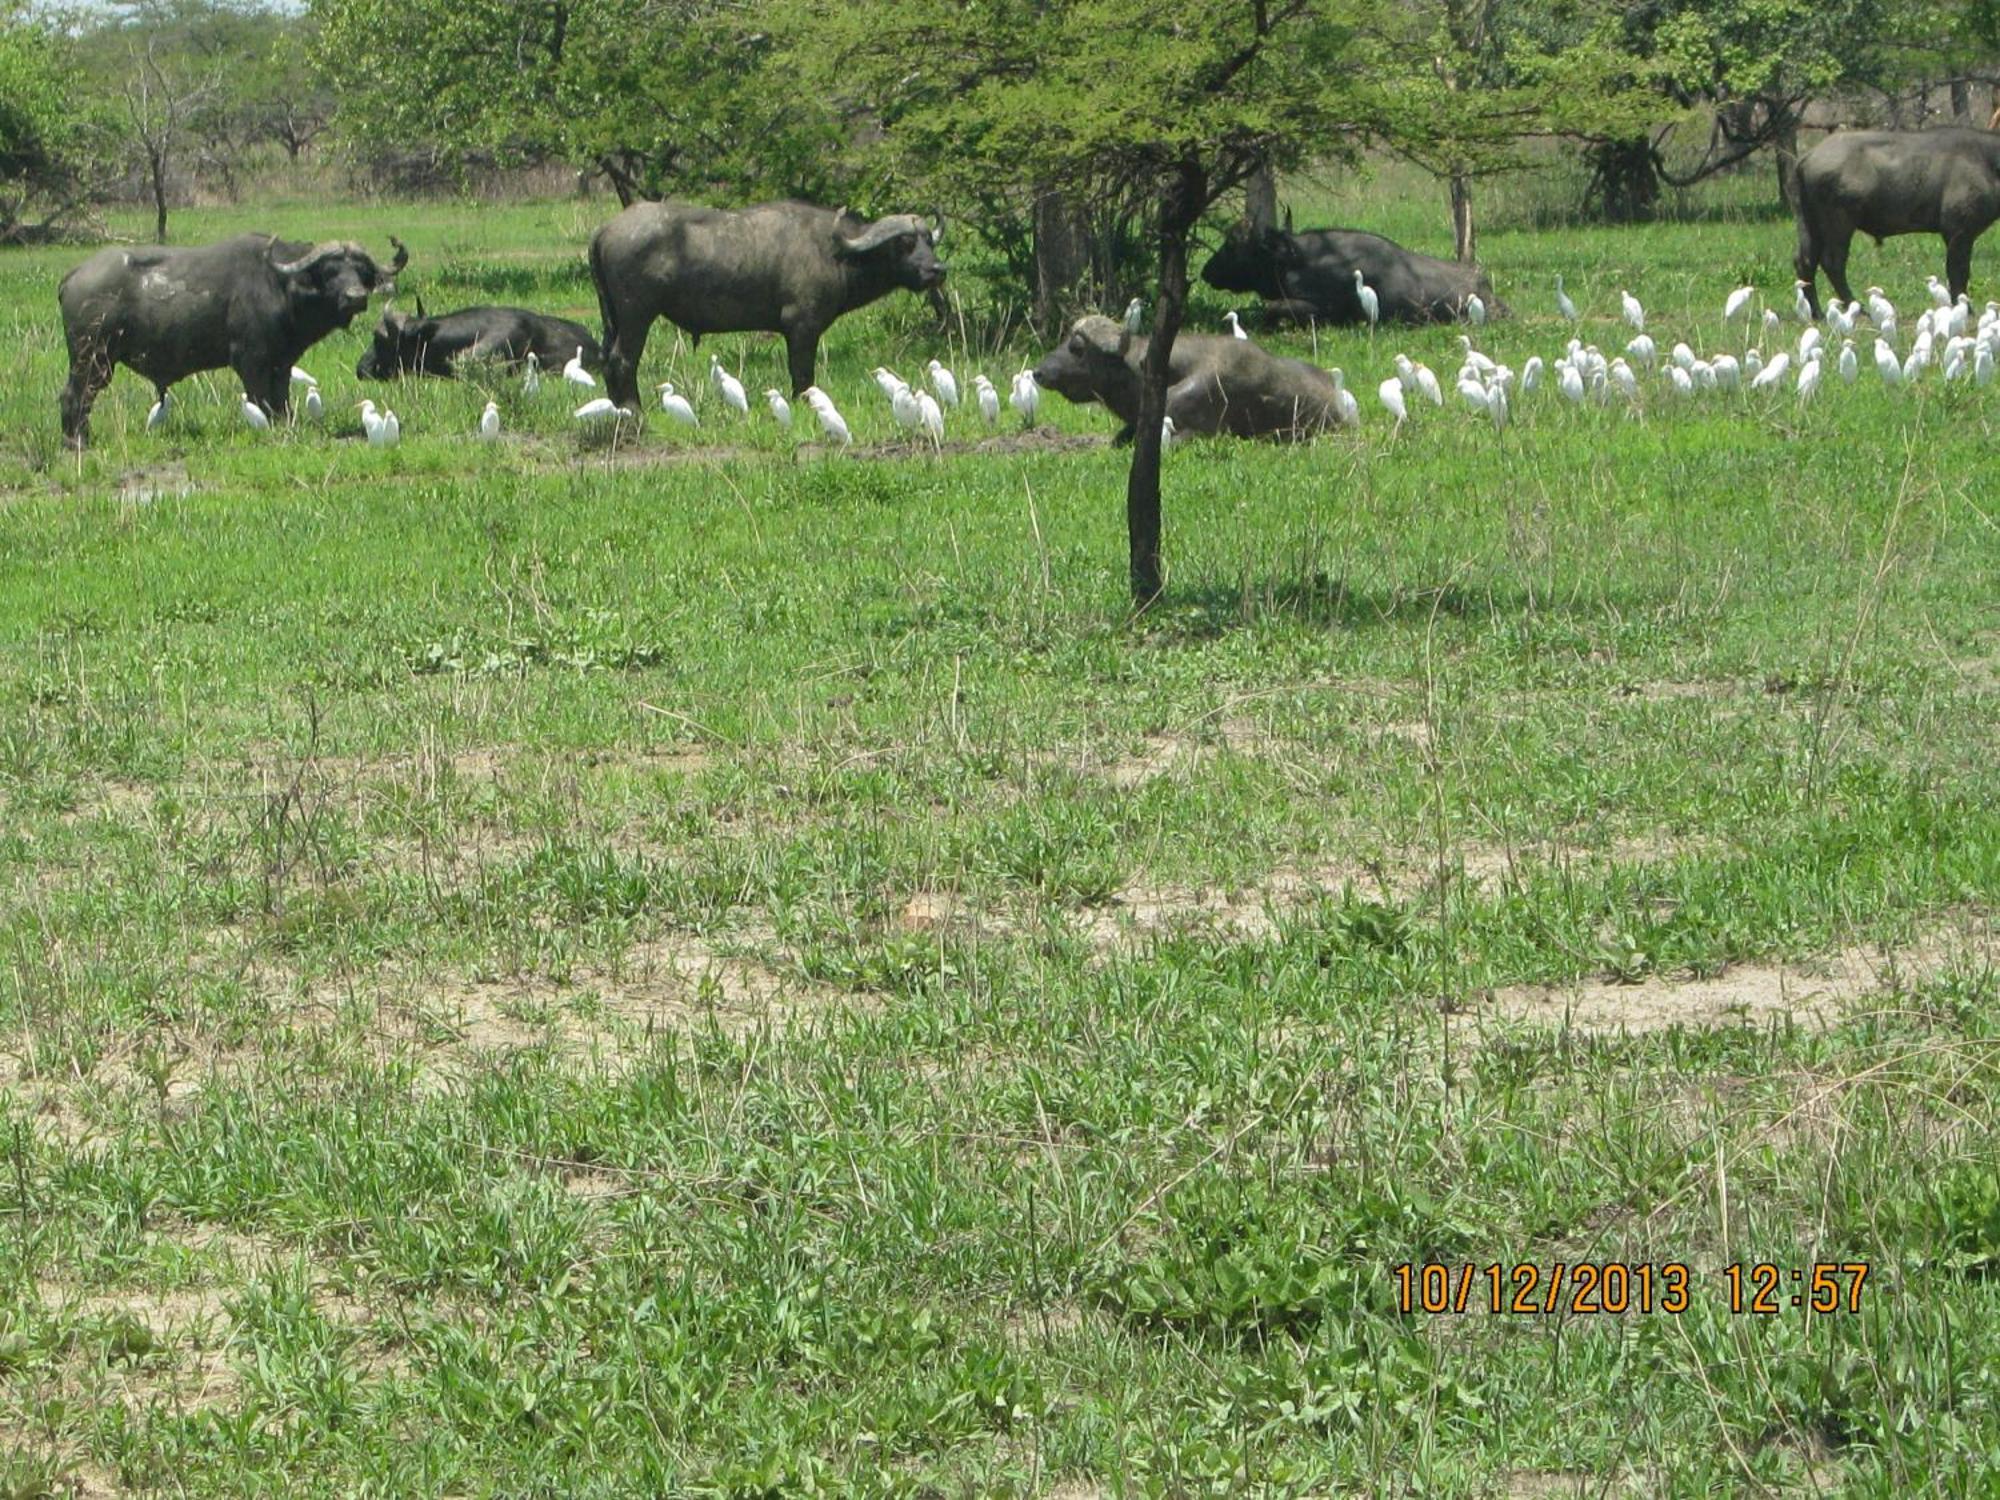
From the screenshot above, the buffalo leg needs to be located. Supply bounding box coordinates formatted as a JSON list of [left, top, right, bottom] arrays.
[[784, 324, 823, 398], [1819, 226, 1858, 309], [236, 358, 288, 422], [602, 314, 650, 411], [59, 344, 114, 451], [1793, 212, 1823, 319], [1944, 231, 1976, 302]]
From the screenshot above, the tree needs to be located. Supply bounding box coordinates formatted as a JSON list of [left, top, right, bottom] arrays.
[[0, 6, 114, 241], [780, 0, 1386, 602], [308, 0, 844, 203], [119, 34, 219, 240]]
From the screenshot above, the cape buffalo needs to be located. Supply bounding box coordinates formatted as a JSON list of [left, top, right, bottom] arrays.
[[1202, 222, 1503, 326], [355, 300, 601, 380], [57, 233, 406, 448], [1031, 314, 1344, 441], [1793, 129, 2000, 317], [589, 200, 944, 408]]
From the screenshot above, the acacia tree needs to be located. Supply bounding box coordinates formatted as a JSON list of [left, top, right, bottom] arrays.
[[781, 0, 1384, 602], [0, 6, 114, 241]]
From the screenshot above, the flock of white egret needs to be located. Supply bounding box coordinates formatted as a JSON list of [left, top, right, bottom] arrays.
[[178, 268, 1994, 453]]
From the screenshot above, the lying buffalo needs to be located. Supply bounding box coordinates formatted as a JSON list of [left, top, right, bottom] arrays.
[[1794, 128, 2000, 317], [57, 233, 406, 448], [590, 200, 944, 408], [1031, 314, 1344, 441], [355, 299, 600, 379], [1202, 222, 1502, 326]]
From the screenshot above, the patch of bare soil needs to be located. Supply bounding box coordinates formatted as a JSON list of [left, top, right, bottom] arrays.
[[1089, 716, 1284, 789], [1473, 915, 1994, 1036], [1074, 835, 1715, 956], [586, 426, 1105, 471], [895, 889, 1017, 939], [116, 462, 195, 506]]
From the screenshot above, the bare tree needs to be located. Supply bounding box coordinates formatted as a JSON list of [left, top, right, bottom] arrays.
[[120, 35, 218, 242]]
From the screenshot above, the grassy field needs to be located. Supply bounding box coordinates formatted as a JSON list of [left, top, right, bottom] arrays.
[[1, 160, 1997, 1495]]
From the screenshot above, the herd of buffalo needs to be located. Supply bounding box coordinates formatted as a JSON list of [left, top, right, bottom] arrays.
[[50, 127, 2000, 449]]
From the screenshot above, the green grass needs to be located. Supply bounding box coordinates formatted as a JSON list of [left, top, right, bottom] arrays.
[[0, 159, 1997, 1495]]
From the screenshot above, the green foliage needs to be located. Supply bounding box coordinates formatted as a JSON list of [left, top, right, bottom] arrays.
[[308, 0, 845, 202], [0, 5, 115, 236]]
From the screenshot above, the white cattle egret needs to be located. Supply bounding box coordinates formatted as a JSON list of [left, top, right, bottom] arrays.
[[1944, 346, 1968, 382], [478, 401, 500, 440], [871, 367, 908, 402], [1711, 354, 1741, 390], [915, 389, 945, 447], [1485, 381, 1508, 430], [1456, 374, 1488, 412], [1328, 368, 1359, 427], [1620, 290, 1644, 331], [290, 366, 317, 388], [1744, 349, 1763, 380], [1555, 274, 1577, 322], [1124, 298, 1144, 335], [359, 400, 384, 442], [1838, 339, 1858, 383], [764, 388, 793, 427], [1867, 288, 1895, 328], [1378, 376, 1407, 425], [379, 409, 401, 446], [1796, 353, 1822, 400], [974, 374, 1000, 426], [1875, 338, 1903, 388], [522, 352, 542, 396], [1223, 310, 1251, 340], [1724, 286, 1755, 322], [1762, 308, 1781, 342], [1827, 300, 1854, 337], [1521, 356, 1543, 393], [1793, 280, 1814, 324], [573, 396, 619, 422], [1692, 359, 1714, 389], [926, 359, 960, 407], [145, 392, 171, 431], [1466, 293, 1486, 326], [1353, 270, 1379, 327], [1978, 344, 1996, 386], [1010, 370, 1039, 424], [1558, 361, 1586, 404], [1750, 351, 1790, 391], [303, 387, 323, 422], [1668, 365, 1694, 397], [1394, 354, 1417, 390], [1160, 415, 1176, 452], [890, 382, 921, 430], [1625, 334, 1656, 371], [803, 386, 852, 445], [656, 382, 698, 426], [241, 398, 271, 431], [1609, 358, 1638, 400], [1878, 312, 1899, 347], [709, 356, 749, 415], [1797, 327, 1822, 362], [1414, 363, 1443, 407], [1927, 274, 1951, 308], [563, 346, 595, 389]]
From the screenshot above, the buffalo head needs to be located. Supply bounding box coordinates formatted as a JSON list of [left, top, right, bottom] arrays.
[[833, 211, 945, 291], [1031, 314, 1133, 403], [269, 235, 408, 324], [355, 300, 439, 379], [1200, 223, 1290, 299]]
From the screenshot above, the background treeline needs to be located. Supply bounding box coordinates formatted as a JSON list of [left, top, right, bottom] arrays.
[[4, 0, 1998, 321]]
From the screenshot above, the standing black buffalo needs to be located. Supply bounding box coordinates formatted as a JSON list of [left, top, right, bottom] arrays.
[[57, 233, 406, 448], [1031, 314, 1345, 441], [355, 300, 601, 380], [589, 200, 944, 408], [1793, 129, 2000, 317], [1202, 222, 1503, 326]]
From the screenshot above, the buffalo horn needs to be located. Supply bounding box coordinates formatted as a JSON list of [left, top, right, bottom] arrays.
[[837, 214, 925, 257]]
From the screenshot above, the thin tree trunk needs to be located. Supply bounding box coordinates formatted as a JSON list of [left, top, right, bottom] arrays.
[[1951, 78, 1971, 122], [1244, 162, 1279, 233], [150, 148, 168, 243], [1449, 173, 1475, 263], [1032, 190, 1089, 340], [1772, 107, 1801, 211], [1128, 162, 1203, 603]]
